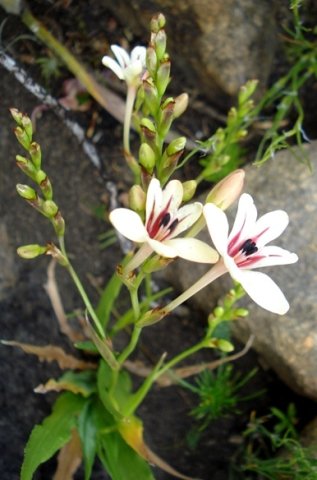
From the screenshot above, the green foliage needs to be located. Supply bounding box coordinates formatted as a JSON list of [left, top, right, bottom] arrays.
[[36, 54, 62, 84], [233, 405, 317, 480], [21, 392, 86, 480]]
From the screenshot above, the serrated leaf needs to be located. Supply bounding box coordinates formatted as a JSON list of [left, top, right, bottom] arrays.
[[21, 392, 86, 480]]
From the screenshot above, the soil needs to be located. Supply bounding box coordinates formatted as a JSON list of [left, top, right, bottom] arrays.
[[0, 2, 316, 480]]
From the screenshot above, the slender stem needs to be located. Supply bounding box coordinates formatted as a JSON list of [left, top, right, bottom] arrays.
[[155, 341, 206, 380], [165, 260, 227, 314], [58, 237, 104, 338], [117, 325, 142, 366], [124, 243, 153, 274], [123, 86, 136, 155]]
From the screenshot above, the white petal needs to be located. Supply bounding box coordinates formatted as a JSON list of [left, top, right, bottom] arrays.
[[163, 238, 219, 263], [111, 45, 130, 68], [109, 208, 148, 242], [147, 238, 178, 258], [234, 269, 290, 315], [102, 56, 124, 80], [162, 180, 183, 213], [228, 193, 257, 246], [203, 203, 229, 257], [131, 46, 146, 65], [170, 202, 202, 238], [251, 210, 289, 247], [245, 246, 299, 269], [146, 178, 162, 223]]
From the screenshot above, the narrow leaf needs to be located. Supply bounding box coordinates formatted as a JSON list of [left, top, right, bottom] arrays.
[[35, 370, 97, 397], [78, 401, 98, 480], [21, 392, 86, 480], [96, 271, 123, 329]]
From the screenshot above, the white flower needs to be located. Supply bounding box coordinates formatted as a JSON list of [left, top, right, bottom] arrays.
[[102, 45, 147, 87], [203, 193, 298, 315], [110, 178, 218, 270]]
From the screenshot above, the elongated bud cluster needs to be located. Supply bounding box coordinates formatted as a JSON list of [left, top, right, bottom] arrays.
[[11, 108, 65, 239]]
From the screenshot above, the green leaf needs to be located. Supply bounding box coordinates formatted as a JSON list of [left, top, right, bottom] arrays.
[[96, 271, 123, 329], [97, 430, 155, 480], [21, 392, 86, 480], [78, 400, 98, 480]]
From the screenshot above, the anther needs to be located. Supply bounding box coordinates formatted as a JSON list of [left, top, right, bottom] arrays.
[[241, 238, 258, 256]]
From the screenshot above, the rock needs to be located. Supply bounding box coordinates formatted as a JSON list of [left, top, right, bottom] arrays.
[[104, 0, 284, 105], [163, 142, 317, 400]]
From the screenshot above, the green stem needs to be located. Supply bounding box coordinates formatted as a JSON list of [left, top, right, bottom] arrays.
[[117, 325, 142, 366]]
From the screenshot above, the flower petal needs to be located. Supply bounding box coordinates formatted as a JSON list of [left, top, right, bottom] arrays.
[[169, 203, 202, 238], [109, 208, 148, 242], [228, 193, 257, 247], [161, 180, 183, 214], [244, 246, 299, 269], [131, 46, 146, 64], [234, 269, 290, 315], [163, 238, 219, 263], [146, 178, 162, 225], [147, 237, 178, 258], [102, 56, 124, 80], [203, 203, 229, 256], [251, 210, 289, 247], [111, 45, 130, 68]]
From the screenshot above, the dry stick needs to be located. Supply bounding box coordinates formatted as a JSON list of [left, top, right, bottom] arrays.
[[44, 259, 84, 342], [124, 334, 255, 387]]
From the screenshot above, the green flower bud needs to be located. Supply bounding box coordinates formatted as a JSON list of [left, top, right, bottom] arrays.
[[158, 98, 175, 137], [35, 169, 47, 185], [143, 78, 159, 116], [150, 13, 166, 33], [29, 142, 41, 169], [39, 175, 53, 200], [235, 308, 249, 318], [51, 211, 65, 237], [43, 200, 59, 217], [216, 339, 234, 352], [156, 58, 170, 96], [146, 46, 158, 76], [173, 93, 189, 118], [16, 183, 37, 200], [140, 118, 157, 148], [14, 126, 31, 150], [166, 136, 186, 156], [21, 114, 33, 141], [214, 306, 225, 317], [16, 155, 37, 180], [10, 107, 23, 125], [182, 180, 197, 202], [238, 79, 258, 105], [17, 244, 47, 259], [139, 143, 156, 173], [154, 29, 167, 61], [129, 184, 146, 213]]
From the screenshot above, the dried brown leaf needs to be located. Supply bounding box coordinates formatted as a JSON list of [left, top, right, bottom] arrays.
[[53, 429, 82, 480], [2, 340, 97, 370]]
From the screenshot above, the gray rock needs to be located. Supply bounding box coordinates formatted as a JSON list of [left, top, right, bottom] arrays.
[[104, 0, 284, 104], [164, 143, 317, 400]]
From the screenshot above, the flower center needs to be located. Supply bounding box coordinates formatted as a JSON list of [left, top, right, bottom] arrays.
[[146, 206, 179, 241], [240, 238, 258, 256]]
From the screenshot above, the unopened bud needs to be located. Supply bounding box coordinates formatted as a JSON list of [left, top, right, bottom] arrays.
[[129, 184, 146, 212], [43, 200, 59, 217], [146, 46, 157, 76], [154, 29, 167, 61], [238, 79, 258, 105], [14, 126, 31, 150], [166, 136, 186, 156], [150, 13, 166, 34], [29, 142, 41, 169], [173, 93, 189, 118], [206, 169, 245, 210], [17, 244, 47, 259], [182, 180, 197, 202], [235, 308, 249, 318], [16, 183, 37, 200], [39, 175, 53, 200], [143, 78, 159, 116], [140, 118, 157, 147], [21, 114, 33, 140], [156, 58, 170, 96], [51, 211, 65, 237], [16, 154, 37, 179], [158, 98, 175, 137], [139, 143, 156, 173], [10, 107, 23, 125]]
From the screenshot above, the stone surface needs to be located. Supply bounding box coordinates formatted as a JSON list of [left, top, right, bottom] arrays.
[[104, 0, 284, 105], [164, 143, 317, 400]]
